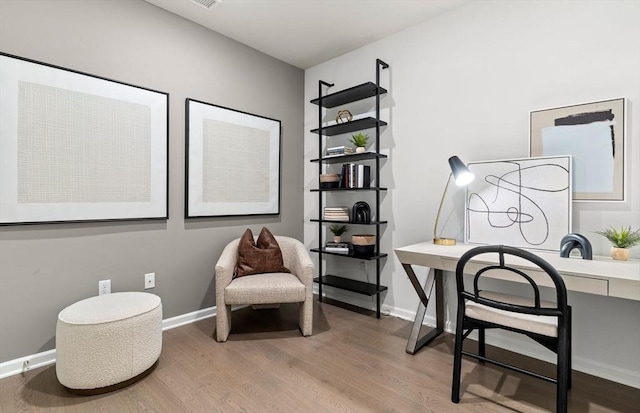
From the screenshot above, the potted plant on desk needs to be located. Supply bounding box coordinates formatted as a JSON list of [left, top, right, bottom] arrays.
[[595, 226, 640, 261]]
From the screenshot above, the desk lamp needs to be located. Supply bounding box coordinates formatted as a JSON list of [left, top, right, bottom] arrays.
[[433, 156, 474, 246]]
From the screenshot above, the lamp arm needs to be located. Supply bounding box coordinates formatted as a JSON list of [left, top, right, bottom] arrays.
[[433, 172, 453, 241]]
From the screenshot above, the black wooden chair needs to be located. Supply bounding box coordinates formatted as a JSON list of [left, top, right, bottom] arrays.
[[451, 245, 572, 413]]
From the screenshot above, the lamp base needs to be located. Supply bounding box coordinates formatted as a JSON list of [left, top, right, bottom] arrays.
[[433, 237, 456, 246]]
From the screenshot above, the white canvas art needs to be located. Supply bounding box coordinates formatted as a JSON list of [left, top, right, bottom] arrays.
[[464, 156, 572, 252], [0, 53, 168, 225], [186, 99, 281, 217]]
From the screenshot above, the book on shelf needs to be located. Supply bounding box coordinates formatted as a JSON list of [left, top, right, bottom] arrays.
[[323, 206, 350, 221], [326, 146, 354, 156], [340, 163, 371, 189], [325, 242, 350, 253]]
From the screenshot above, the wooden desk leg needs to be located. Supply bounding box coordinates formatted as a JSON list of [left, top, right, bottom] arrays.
[[404, 265, 444, 355]]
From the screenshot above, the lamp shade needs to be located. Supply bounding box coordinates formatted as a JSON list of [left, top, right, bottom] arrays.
[[448, 156, 474, 186]]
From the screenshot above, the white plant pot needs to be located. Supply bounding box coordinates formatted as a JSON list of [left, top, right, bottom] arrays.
[[355, 146, 366, 153]]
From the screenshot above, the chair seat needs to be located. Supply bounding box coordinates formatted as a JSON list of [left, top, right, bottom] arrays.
[[465, 291, 558, 337], [224, 272, 306, 305]]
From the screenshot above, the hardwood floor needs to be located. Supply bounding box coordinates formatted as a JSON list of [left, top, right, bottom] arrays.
[[1, 298, 638, 412]]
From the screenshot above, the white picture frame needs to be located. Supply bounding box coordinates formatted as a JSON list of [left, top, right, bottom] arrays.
[[0, 53, 169, 225], [185, 99, 281, 218], [464, 156, 572, 252]]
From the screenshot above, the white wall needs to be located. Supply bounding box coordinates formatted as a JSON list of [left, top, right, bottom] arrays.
[[304, 0, 640, 387]]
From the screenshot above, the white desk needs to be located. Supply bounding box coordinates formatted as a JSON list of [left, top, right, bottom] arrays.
[[394, 241, 640, 354]]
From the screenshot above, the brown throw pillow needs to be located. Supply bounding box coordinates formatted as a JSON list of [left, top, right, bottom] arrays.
[[234, 227, 290, 277]]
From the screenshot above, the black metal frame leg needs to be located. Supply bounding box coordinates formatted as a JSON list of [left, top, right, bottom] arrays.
[[402, 265, 444, 354]]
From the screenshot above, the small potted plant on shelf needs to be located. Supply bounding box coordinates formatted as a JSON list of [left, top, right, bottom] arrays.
[[329, 224, 348, 243], [350, 133, 369, 153], [595, 225, 640, 261]]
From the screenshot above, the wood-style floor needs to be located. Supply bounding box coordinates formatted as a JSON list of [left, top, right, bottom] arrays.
[[1, 298, 638, 412]]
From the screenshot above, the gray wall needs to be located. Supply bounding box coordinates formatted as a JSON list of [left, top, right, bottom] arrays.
[[304, 0, 640, 387], [0, 0, 304, 362]]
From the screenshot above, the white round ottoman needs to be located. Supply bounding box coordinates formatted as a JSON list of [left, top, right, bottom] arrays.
[[56, 292, 162, 394]]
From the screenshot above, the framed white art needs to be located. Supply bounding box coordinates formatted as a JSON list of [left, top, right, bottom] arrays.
[[185, 99, 281, 218], [464, 156, 572, 252], [0, 53, 169, 225]]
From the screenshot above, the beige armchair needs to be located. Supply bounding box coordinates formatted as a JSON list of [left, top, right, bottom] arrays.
[[215, 236, 314, 342]]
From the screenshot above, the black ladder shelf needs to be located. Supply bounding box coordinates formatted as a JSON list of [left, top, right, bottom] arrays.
[[310, 59, 389, 318]]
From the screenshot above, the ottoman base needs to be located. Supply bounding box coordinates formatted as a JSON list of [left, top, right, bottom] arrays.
[[62, 359, 159, 395]]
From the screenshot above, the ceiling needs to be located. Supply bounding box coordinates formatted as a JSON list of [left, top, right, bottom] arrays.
[[144, 0, 469, 69]]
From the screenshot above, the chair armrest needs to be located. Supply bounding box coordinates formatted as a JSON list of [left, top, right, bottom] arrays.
[[286, 240, 314, 287], [215, 238, 240, 298]]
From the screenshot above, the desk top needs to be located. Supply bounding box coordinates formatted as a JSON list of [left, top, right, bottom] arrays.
[[395, 241, 640, 301]]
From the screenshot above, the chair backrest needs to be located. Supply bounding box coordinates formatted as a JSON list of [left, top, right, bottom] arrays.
[[455, 245, 568, 318]]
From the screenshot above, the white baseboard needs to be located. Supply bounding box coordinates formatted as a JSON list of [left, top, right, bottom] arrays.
[[316, 287, 640, 389], [0, 305, 218, 380], [3, 299, 639, 389], [0, 349, 57, 380]]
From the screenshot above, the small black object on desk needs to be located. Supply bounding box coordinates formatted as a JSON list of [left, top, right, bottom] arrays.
[[559, 233, 593, 260]]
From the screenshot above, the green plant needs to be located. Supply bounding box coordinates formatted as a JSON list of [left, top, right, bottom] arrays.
[[349, 133, 369, 148], [595, 226, 640, 248], [329, 224, 348, 236]]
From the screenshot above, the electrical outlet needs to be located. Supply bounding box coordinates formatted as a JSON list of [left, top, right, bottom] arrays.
[[99, 279, 111, 295], [145, 272, 155, 289]]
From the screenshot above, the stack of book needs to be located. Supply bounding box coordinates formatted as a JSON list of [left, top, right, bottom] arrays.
[[325, 242, 350, 253], [323, 207, 350, 221], [326, 146, 354, 157], [340, 163, 371, 189]]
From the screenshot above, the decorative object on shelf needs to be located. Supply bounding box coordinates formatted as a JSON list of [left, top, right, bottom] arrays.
[[530, 97, 625, 201], [352, 234, 376, 257], [352, 201, 371, 224], [323, 206, 349, 221], [336, 109, 352, 124], [319, 173, 340, 189], [595, 226, 640, 261], [329, 224, 349, 243], [559, 233, 593, 260], [0, 53, 169, 225], [185, 99, 281, 218], [433, 156, 474, 246], [349, 132, 369, 153], [465, 155, 571, 252]]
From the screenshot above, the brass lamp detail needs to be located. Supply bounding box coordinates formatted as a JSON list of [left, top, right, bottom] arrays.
[[433, 156, 474, 246]]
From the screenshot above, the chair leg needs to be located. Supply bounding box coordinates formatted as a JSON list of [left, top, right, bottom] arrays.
[[478, 327, 486, 363], [216, 304, 232, 342], [452, 314, 466, 403], [556, 321, 570, 413], [568, 307, 572, 390], [299, 300, 313, 336]]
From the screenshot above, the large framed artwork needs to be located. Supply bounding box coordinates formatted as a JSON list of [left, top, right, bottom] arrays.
[[0, 53, 169, 225], [530, 98, 625, 201], [185, 99, 281, 218], [464, 156, 572, 252]]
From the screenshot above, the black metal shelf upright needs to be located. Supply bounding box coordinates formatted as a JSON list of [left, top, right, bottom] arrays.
[[310, 59, 389, 318]]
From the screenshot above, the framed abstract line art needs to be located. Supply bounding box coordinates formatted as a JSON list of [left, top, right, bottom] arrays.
[[0, 53, 169, 225], [185, 99, 281, 218], [530, 98, 625, 201], [464, 156, 572, 252]]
